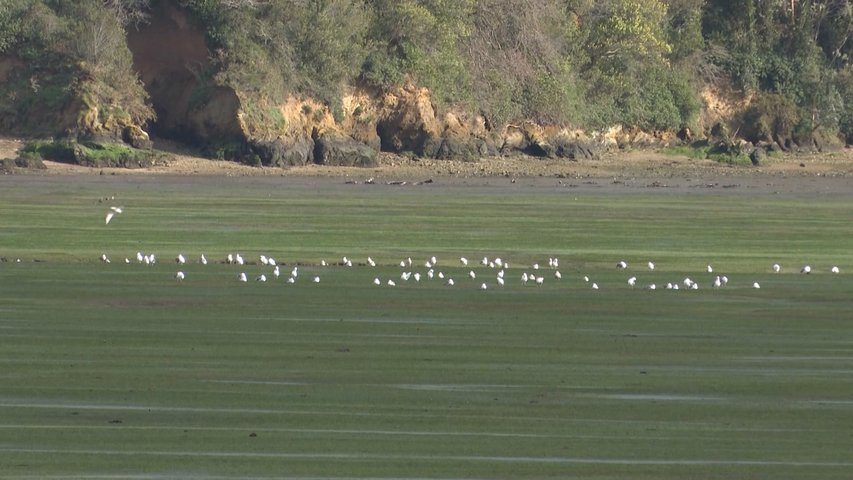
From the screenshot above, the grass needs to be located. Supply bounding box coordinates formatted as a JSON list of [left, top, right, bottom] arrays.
[[22, 140, 155, 167], [0, 176, 852, 478], [662, 144, 753, 166]]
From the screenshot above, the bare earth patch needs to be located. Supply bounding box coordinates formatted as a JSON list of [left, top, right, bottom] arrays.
[[3, 135, 852, 195]]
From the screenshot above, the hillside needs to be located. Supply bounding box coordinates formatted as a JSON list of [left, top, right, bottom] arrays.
[[1, 0, 851, 168]]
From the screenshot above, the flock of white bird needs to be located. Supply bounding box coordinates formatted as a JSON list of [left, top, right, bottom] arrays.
[[101, 205, 841, 291]]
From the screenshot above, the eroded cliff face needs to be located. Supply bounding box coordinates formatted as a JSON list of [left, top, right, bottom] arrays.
[[126, 1, 244, 144]]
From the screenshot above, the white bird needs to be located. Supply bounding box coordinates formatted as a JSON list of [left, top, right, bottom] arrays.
[[368, 257, 376, 267], [373, 277, 381, 285], [753, 282, 761, 289], [801, 265, 811, 274], [176, 254, 186, 265], [591, 283, 599, 290], [438, 272, 445, 279], [497, 270, 505, 279], [273, 265, 281, 278], [346, 260, 352, 267], [105, 206, 122, 224], [268, 257, 276, 266], [235, 254, 244, 265], [521, 272, 529, 284], [648, 261, 655, 270], [672, 284, 679, 290], [342, 256, 349, 265], [312, 276, 320, 283], [583, 276, 590, 282], [100, 254, 110, 263], [425, 260, 433, 268], [430, 256, 437, 266], [707, 265, 714, 273], [227, 253, 234, 264], [480, 283, 488, 290], [401, 272, 411, 281], [772, 263, 781, 273], [446, 278, 455, 286], [238, 272, 247, 282], [427, 269, 434, 279], [469, 270, 477, 280], [533, 263, 540, 270], [286, 276, 295, 284], [175, 271, 185, 281], [481, 256, 489, 266], [690, 283, 699, 290], [713, 276, 722, 288], [321, 260, 327, 267], [535, 276, 544, 286], [721, 275, 728, 286], [628, 276, 636, 287], [648, 284, 656, 290], [143, 255, 151, 265], [413, 272, 421, 282], [831, 266, 840, 274], [200, 254, 208, 265], [149, 254, 156, 264], [665, 282, 673, 289], [496, 276, 505, 287], [554, 271, 562, 280], [124, 258, 130, 264], [683, 277, 694, 287], [387, 280, 396, 287], [256, 274, 267, 282], [617, 260, 628, 269], [489, 261, 495, 268], [399, 260, 406, 268], [260, 255, 268, 265], [136, 251, 144, 263], [291, 266, 298, 278], [495, 258, 503, 267], [460, 257, 468, 266]]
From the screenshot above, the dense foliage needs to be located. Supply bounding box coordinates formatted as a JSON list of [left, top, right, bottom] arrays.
[[1, 0, 851, 142]]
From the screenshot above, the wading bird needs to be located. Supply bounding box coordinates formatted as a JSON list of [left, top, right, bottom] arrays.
[[175, 271, 185, 281], [831, 266, 840, 274], [772, 263, 781, 273], [801, 265, 811, 274]]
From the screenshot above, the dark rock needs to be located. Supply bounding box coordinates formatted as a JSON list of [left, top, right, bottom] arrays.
[[523, 141, 553, 158], [0, 159, 15, 173], [313, 133, 378, 167], [749, 147, 766, 166], [15, 153, 46, 169], [552, 138, 599, 161], [249, 137, 314, 167], [122, 126, 153, 150], [433, 136, 496, 161]]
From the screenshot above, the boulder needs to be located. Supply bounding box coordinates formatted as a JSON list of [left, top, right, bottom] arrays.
[[434, 136, 497, 160], [551, 137, 599, 160], [14, 153, 46, 169], [123, 126, 153, 150], [313, 132, 377, 167], [749, 147, 767, 166], [249, 137, 314, 167]]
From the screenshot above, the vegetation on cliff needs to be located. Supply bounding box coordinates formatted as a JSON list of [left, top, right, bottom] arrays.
[[1, 0, 851, 160]]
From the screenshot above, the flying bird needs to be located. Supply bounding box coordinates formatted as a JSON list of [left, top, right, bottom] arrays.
[[105, 206, 123, 225]]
